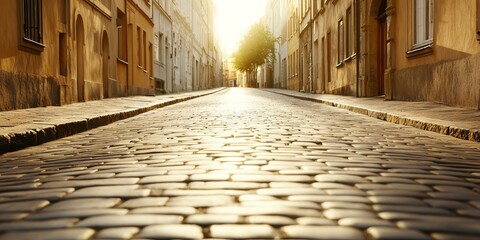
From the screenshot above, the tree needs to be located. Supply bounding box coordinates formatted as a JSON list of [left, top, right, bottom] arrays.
[[233, 22, 275, 87]]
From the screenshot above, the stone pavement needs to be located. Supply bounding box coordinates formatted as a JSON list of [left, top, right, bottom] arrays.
[[0, 88, 224, 154], [265, 89, 480, 142], [0, 88, 479, 239]]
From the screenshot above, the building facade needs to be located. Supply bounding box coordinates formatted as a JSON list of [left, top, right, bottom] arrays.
[[0, 1, 68, 111], [299, 0, 313, 93], [153, 0, 173, 94], [1, 0, 221, 111], [265, 0, 289, 90], [287, 0, 301, 91], [72, 0, 121, 102], [115, 0, 155, 97], [383, 0, 480, 108], [267, 0, 480, 109]]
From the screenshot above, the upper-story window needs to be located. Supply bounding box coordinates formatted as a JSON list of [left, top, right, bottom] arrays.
[[345, 6, 355, 58], [337, 18, 344, 65], [476, 0, 480, 41], [19, 0, 44, 53], [117, 9, 127, 61], [412, 0, 433, 48]]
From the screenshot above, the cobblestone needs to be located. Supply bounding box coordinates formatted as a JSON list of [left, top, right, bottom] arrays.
[[167, 195, 233, 207], [95, 227, 139, 239], [66, 185, 150, 198], [76, 214, 183, 227], [366, 227, 429, 240], [185, 214, 240, 225], [1, 88, 480, 239], [0, 200, 49, 212], [119, 197, 168, 208], [43, 198, 121, 211], [138, 224, 203, 239], [338, 218, 395, 229], [210, 224, 277, 239], [0, 218, 78, 231], [27, 208, 128, 220], [0, 228, 95, 240], [281, 225, 365, 239]]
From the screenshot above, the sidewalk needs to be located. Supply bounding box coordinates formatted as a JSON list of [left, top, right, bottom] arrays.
[[0, 88, 225, 154], [265, 88, 480, 142]]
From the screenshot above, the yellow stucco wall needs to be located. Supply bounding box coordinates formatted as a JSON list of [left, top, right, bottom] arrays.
[[392, 0, 480, 108], [0, 1, 65, 110], [71, 0, 118, 102]]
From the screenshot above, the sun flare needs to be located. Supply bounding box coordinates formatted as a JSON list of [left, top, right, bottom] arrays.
[[213, 0, 269, 58]]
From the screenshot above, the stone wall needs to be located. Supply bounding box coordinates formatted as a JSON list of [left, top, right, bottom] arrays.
[[0, 71, 60, 111], [393, 53, 480, 109]]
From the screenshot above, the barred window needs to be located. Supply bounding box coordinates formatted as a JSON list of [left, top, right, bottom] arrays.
[[19, 0, 44, 53]]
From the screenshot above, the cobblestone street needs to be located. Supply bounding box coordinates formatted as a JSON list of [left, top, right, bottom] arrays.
[[1, 88, 480, 239]]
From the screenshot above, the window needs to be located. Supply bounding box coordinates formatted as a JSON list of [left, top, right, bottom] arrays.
[[326, 31, 332, 82], [137, 26, 142, 67], [288, 55, 291, 78], [296, 50, 299, 76], [59, 33, 67, 76], [19, 0, 44, 52], [154, 33, 160, 62], [149, 42, 153, 77], [165, 37, 169, 64], [413, 0, 433, 48], [117, 9, 127, 61], [345, 6, 355, 58], [337, 18, 344, 65], [143, 30, 147, 68], [293, 52, 296, 76], [476, 0, 480, 41], [159, 34, 164, 64]]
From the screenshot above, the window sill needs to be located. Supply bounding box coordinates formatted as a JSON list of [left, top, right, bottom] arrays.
[[407, 43, 433, 58], [117, 58, 128, 65], [19, 38, 45, 54], [344, 53, 356, 63]]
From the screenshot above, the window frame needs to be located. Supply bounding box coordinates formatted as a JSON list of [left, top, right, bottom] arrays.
[[477, 0, 480, 41], [18, 0, 45, 53], [345, 5, 355, 61], [407, 0, 434, 57], [336, 18, 344, 67], [137, 26, 143, 68], [117, 9, 127, 61]]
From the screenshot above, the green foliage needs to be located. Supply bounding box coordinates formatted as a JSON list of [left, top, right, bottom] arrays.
[[232, 22, 276, 73]]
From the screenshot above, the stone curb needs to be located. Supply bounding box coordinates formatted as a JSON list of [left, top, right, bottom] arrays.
[[265, 90, 479, 143], [0, 88, 225, 154]]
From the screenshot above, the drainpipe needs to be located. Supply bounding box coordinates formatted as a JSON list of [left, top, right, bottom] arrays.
[[355, 0, 360, 97]]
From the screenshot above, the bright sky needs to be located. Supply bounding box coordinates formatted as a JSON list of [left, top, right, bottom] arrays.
[[213, 0, 268, 58]]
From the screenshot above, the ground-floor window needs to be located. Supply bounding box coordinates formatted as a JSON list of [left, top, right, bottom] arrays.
[[412, 0, 433, 48]]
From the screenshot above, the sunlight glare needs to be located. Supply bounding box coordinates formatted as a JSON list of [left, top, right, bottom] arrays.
[[213, 0, 268, 58]]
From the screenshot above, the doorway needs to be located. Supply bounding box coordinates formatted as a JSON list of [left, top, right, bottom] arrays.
[[377, 0, 387, 96], [102, 31, 109, 98], [76, 16, 85, 102]]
